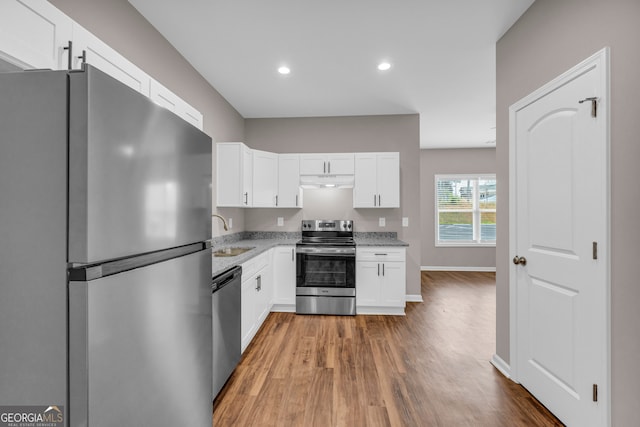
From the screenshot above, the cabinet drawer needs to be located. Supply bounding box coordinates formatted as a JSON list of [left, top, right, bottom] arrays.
[[241, 251, 269, 279], [356, 247, 405, 262]]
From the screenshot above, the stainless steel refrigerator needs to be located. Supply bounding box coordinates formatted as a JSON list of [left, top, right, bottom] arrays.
[[0, 65, 213, 426]]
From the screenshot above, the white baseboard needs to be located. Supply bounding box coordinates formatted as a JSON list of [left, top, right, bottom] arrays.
[[421, 266, 496, 272], [270, 304, 295, 313], [406, 294, 423, 303], [356, 306, 405, 316], [490, 354, 511, 379]]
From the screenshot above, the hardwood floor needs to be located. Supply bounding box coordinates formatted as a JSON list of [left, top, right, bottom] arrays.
[[213, 271, 563, 426]]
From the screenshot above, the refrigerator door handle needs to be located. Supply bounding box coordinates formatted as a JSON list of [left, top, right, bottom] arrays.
[[69, 242, 207, 281]]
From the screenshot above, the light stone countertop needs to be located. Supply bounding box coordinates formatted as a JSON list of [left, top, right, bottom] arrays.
[[210, 231, 408, 279]]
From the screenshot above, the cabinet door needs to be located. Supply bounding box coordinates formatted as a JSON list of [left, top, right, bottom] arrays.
[[149, 79, 203, 130], [241, 275, 258, 353], [299, 154, 326, 175], [242, 146, 253, 207], [0, 0, 72, 70], [252, 150, 278, 207], [216, 143, 244, 207], [356, 261, 380, 307], [72, 24, 150, 96], [277, 154, 301, 208], [273, 246, 296, 307], [377, 152, 400, 208], [327, 153, 354, 175], [255, 266, 271, 325], [353, 153, 378, 208], [380, 262, 406, 307]]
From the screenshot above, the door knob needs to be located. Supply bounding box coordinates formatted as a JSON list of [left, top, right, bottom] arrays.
[[512, 256, 527, 266]]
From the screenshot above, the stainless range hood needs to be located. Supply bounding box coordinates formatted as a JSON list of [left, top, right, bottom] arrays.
[[299, 174, 355, 189]]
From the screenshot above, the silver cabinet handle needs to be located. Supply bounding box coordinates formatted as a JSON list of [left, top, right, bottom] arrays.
[[256, 275, 262, 291], [323, 161, 326, 174], [291, 248, 294, 261], [63, 41, 73, 70], [244, 192, 248, 205], [295, 194, 298, 207], [374, 194, 377, 206], [328, 161, 331, 174], [378, 263, 380, 276], [378, 194, 381, 206], [275, 195, 278, 206], [383, 263, 385, 276]]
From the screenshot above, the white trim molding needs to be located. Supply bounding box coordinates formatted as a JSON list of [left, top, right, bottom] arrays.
[[490, 354, 512, 379], [406, 294, 424, 303], [421, 266, 496, 272]]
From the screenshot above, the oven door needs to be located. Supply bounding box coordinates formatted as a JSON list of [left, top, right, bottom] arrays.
[[296, 246, 356, 296]]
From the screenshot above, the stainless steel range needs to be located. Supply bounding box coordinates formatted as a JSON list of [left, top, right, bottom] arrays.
[[296, 220, 356, 315]]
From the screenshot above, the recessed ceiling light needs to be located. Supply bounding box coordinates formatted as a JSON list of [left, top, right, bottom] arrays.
[[377, 62, 391, 71], [278, 66, 290, 75]]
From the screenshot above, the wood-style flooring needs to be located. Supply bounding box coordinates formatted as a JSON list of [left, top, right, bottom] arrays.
[[213, 271, 563, 426]]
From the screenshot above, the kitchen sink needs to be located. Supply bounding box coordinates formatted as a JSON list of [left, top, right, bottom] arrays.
[[213, 247, 255, 257]]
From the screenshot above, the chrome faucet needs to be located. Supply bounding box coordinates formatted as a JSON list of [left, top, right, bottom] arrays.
[[212, 214, 229, 231]]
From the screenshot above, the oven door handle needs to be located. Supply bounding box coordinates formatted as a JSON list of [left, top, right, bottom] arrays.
[[296, 247, 356, 256]]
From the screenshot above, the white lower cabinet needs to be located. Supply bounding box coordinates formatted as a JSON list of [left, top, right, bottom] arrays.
[[240, 251, 271, 353], [271, 246, 296, 312], [356, 247, 406, 315]]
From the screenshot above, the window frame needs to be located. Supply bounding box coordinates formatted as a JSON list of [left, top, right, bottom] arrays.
[[434, 174, 496, 247]]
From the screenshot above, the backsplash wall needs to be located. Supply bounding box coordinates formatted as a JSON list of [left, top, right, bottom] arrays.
[[245, 189, 403, 233]]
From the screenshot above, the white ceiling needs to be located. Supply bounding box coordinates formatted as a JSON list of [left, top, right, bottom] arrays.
[[128, 0, 534, 149]]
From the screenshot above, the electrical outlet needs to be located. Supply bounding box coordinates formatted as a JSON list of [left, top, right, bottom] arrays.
[[402, 217, 409, 227], [228, 218, 233, 229], [277, 217, 284, 227], [379, 217, 386, 227]]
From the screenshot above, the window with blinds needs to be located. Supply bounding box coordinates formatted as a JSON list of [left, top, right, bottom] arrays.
[[435, 175, 496, 246]]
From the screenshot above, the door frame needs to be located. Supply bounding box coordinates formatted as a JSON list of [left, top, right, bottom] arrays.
[[508, 47, 611, 424]]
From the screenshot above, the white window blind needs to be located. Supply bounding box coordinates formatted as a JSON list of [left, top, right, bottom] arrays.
[[435, 175, 496, 246]]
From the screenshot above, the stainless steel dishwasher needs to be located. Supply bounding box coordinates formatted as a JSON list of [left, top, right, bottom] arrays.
[[211, 265, 242, 398]]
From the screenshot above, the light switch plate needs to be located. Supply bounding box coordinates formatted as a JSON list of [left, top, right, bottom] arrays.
[[228, 217, 233, 229], [277, 217, 284, 227], [402, 217, 409, 227], [379, 217, 386, 227]]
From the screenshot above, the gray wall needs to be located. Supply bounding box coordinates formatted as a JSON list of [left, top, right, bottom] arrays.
[[49, 0, 246, 236], [245, 115, 422, 297], [420, 148, 496, 269], [496, 0, 640, 424]]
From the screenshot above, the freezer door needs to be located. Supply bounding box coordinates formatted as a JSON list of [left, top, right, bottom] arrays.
[[68, 249, 212, 427], [68, 65, 212, 264]]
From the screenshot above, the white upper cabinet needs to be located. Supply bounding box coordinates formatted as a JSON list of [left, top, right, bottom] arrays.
[[217, 143, 253, 207], [149, 79, 204, 130], [277, 154, 302, 208], [252, 150, 278, 207], [72, 24, 149, 96], [354, 152, 400, 208], [299, 153, 354, 175], [0, 1, 203, 128], [0, 0, 72, 70]]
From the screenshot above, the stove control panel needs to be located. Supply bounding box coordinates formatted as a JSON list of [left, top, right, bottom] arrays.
[[301, 219, 353, 231]]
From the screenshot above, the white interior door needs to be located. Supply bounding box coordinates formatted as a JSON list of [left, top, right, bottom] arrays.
[[509, 49, 609, 426]]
